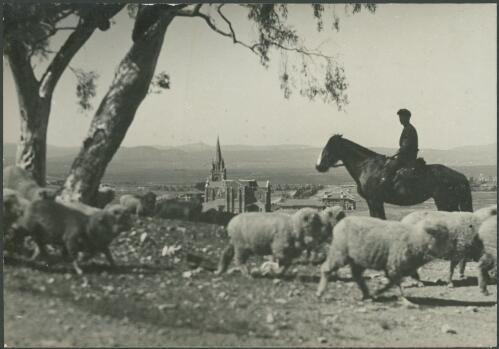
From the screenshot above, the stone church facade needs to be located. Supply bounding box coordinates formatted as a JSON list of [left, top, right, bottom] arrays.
[[203, 137, 271, 213]]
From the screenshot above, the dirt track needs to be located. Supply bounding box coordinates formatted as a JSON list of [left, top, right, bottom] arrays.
[[4, 209, 497, 347]]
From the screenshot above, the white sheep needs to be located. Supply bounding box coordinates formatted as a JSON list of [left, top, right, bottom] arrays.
[[215, 208, 323, 277], [119, 192, 157, 217], [401, 206, 496, 285], [477, 215, 497, 295], [317, 216, 451, 300]]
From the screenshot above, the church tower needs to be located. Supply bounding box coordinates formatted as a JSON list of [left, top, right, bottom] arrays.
[[210, 136, 227, 181]]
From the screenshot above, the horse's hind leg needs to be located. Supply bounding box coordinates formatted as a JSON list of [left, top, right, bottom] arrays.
[[433, 195, 458, 212], [367, 201, 386, 220]]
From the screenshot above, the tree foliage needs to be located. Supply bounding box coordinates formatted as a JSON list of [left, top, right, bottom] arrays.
[[3, 2, 121, 110], [173, 3, 376, 110]]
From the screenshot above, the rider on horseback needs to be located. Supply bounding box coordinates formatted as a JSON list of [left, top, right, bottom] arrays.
[[382, 108, 419, 186]]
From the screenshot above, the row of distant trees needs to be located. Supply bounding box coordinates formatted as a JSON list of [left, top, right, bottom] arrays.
[[5, 3, 375, 207]]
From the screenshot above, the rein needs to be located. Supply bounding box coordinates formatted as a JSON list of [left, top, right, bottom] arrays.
[[331, 162, 345, 168]]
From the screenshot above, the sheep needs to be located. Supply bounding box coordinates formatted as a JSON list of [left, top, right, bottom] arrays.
[[3, 188, 30, 251], [477, 216, 497, 295], [119, 191, 157, 217], [316, 216, 451, 300], [155, 199, 202, 221], [215, 208, 323, 277], [3, 165, 57, 201], [300, 206, 345, 264], [104, 204, 133, 234], [198, 208, 236, 226], [401, 207, 496, 285], [17, 199, 125, 274]]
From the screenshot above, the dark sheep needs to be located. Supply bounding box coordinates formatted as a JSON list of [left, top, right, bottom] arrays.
[[155, 199, 202, 221]]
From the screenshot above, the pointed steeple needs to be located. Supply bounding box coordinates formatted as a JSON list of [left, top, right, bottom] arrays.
[[215, 136, 223, 165], [209, 136, 227, 181]]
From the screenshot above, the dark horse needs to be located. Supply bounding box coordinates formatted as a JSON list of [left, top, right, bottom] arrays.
[[316, 135, 473, 219]]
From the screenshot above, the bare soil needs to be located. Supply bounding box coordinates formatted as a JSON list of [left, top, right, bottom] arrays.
[[4, 195, 497, 347]]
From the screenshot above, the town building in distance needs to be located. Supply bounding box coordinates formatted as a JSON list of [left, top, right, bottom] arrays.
[[203, 137, 271, 213]]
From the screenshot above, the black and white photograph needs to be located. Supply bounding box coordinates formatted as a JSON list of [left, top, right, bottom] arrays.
[[3, 2, 497, 347]]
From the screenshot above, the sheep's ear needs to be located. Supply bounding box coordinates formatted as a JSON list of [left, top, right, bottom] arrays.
[[422, 220, 448, 238]]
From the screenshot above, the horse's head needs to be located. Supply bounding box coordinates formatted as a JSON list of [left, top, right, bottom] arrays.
[[316, 134, 343, 172]]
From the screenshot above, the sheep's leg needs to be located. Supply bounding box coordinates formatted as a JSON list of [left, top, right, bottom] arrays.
[[447, 259, 459, 287], [397, 283, 405, 298], [317, 258, 337, 297], [458, 259, 466, 279], [215, 244, 235, 275], [350, 264, 370, 300], [103, 248, 116, 267], [234, 249, 251, 278], [478, 266, 490, 296], [275, 257, 292, 276], [67, 245, 84, 275], [410, 270, 424, 287], [478, 258, 493, 296]]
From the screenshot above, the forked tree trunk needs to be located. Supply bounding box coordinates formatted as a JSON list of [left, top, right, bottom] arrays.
[[59, 11, 175, 205]]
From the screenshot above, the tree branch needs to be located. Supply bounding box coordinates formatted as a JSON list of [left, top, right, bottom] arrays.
[[38, 5, 124, 99], [6, 39, 39, 100]]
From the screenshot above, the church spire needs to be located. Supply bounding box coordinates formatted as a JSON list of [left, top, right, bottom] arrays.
[[215, 135, 223, 165], [209, 136, 226, 181]]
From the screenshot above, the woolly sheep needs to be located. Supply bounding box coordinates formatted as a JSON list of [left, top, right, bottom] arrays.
[[120, 192, 157, 217], [317, 216, 451, 300], [3, 165, 56, 201], [401, 207, 496, 285], [215, 208, 323, 277], [18, 199, 124, 274], [477, 216, 497, 295]]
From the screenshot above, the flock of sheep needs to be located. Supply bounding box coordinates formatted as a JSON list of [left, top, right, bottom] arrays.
[[3, 165, 497, 302]]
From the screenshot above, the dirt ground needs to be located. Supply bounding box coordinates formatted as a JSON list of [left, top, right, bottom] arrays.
[[4, 195, 498, 347]]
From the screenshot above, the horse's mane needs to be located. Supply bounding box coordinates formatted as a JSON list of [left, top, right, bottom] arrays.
[[332, 134, 383, 158]]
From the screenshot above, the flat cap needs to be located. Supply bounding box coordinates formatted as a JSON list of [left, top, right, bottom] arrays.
[[397, 108, 411, 118]]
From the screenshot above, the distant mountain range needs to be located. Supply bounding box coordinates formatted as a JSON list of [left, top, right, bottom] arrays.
[[3, 142, 496, 184]]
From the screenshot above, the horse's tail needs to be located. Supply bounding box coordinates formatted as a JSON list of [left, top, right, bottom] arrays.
[[459, 179, 473, 212]]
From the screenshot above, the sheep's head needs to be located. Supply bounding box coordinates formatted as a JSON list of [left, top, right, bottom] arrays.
[[292, 208, 323, 251], [105, 204, 133, 234], [418, 218, 452, 258], [87, 211, 121, 247], [141, 191, 157, 215], [473, 205, 497, 224], [319, 206, 346, 243]]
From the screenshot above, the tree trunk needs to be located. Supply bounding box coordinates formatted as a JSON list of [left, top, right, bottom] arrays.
[[59, 11, 175, 205], [6, 42, 50, 186], [15, 97, 51, 186]]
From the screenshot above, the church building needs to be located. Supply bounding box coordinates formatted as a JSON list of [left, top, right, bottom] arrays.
[[203, 137, 271, 213]]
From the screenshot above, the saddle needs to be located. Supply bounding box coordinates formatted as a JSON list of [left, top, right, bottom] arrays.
[[393, 158, 427, 182]]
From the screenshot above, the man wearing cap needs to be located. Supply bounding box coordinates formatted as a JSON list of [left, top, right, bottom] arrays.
[[382, 108, 419, 186]]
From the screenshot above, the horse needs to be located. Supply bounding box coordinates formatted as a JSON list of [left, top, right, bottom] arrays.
[[315, 134, 473, 219]]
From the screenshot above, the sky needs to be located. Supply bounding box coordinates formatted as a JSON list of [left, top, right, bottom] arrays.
[[3, 4, 497, 150]]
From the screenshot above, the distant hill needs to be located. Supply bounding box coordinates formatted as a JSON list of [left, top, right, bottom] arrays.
[[3, 142, 496, 184]]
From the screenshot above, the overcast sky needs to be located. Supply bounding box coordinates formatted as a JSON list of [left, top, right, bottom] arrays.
[[3, 4, 496, 150]]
